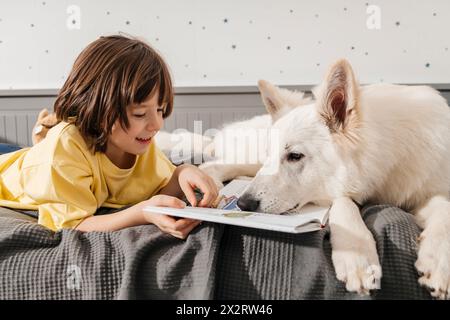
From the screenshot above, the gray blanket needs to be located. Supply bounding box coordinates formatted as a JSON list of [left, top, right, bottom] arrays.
[[0, 207, 222, 299], [216, 205, 431, 299], [0, 205, 431, 299]]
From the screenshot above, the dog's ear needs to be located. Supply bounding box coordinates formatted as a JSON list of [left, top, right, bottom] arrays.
[[258, 80, 312, 123], [317, 59, 360, 135], [258, 80, 286, 121]]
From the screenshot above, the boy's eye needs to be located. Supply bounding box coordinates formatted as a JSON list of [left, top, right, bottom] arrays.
[[133, 114, 146, 118]]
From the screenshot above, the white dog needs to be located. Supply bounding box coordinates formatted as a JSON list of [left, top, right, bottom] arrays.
[[197, 85, 312, 187], [234, 59, 450, 298], [157, 59, 450, 298]]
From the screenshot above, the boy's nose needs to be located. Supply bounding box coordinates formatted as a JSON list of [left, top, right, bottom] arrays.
[[146, 119, 162, 133], [237, 195, 260, 212]]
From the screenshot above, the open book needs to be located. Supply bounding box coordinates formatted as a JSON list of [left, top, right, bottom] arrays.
[[144, 179, 330, 234]]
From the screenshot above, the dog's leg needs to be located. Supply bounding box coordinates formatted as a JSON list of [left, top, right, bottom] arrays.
[[330, 197, 382, 295], [413, 195, 450, 299], [199, 162, 262, 189]]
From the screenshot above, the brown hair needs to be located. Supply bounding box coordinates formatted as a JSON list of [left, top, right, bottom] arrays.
[[54, 34, 173, 152]]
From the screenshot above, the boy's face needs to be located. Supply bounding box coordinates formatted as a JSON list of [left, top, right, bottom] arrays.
[[106, 92, 164, 164]]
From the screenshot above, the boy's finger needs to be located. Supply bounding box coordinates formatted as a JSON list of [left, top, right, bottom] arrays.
[[174, 218, 201, 231], [151, 213, 178, 230], [211, 195, 224, 208], [180, 181, 197, 207], [153, 195, 186, 208], [179, 220, 202, 237], [199, 186, 218, 207], [204, 178, 219, 198], [170, 231, 186, 239], [207, 176, 219, 192], [193, 179, 216, 207]]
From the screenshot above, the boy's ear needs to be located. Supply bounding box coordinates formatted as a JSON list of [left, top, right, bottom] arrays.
[[317, 59, 360, 135]]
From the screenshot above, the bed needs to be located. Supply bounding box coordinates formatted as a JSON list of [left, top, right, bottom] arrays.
[[0, 203, 431, 299]]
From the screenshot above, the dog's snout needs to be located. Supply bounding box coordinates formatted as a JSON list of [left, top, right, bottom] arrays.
[[237, 195, 260, 212]]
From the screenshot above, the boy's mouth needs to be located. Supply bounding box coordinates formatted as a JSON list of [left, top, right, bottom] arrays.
[[136, 137, 152, 144]]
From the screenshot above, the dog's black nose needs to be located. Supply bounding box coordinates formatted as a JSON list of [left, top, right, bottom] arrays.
[[237, 195, 260, 212]]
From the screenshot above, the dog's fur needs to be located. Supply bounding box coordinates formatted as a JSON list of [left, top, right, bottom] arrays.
[[199, 59, 450, 298], [197, 85, 312, 187]]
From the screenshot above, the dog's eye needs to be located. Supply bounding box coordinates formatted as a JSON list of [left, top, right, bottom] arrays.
[[287, 152, 304, 162]]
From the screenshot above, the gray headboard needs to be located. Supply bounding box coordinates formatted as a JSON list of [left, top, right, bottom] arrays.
[[0, 85, 449, 147]]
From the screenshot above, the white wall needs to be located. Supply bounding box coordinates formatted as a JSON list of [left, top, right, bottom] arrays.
[[0, 0, 449, 89]]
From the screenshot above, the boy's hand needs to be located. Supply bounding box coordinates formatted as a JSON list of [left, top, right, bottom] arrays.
[[141, 195, 201, 239], [178, 164, 219, 207]]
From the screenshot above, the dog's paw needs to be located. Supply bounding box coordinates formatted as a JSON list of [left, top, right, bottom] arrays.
[[415, 228, 450, 300], [332, 249, 382, 296]]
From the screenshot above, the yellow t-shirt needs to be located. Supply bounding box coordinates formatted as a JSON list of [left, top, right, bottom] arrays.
[[0, 122, 176, 231]]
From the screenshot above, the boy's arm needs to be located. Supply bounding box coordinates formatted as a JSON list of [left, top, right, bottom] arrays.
[[76, 165, 189, 232], [158, 164, 219, 208], [75, 195, 197, 238], [75, 204, 146, 232], [157, 164, 186, 199]]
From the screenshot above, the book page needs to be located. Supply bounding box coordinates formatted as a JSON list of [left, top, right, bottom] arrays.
[[219, 179, 251, 197], [214, 179, 251, 210], [145, 179, 329, 233], [144, 204, 330, 234]]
